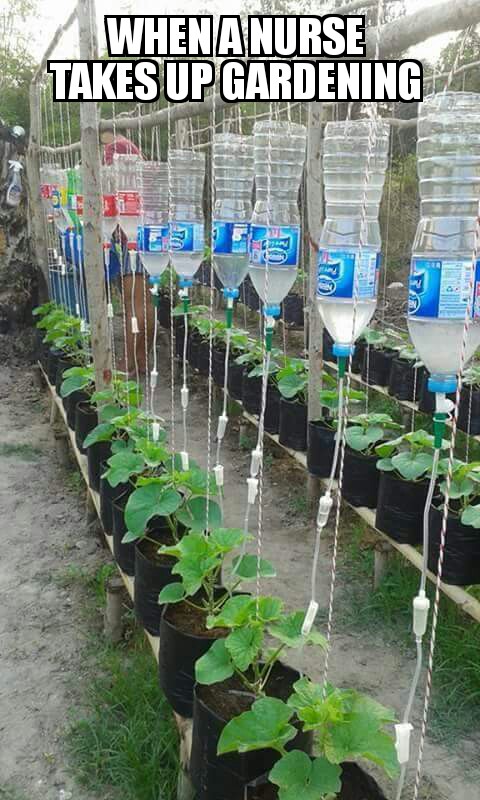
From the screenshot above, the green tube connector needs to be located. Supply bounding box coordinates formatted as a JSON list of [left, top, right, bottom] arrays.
[[265, 326, 274, 353], [183, 296, 190, 314], [151, 294, 160, 308], [337, 356, 347, 378], [226, 307, 233, 329], [433, 412, 447, 449]]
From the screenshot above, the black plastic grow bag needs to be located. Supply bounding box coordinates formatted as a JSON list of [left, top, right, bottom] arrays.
[[75, 401, 98, 453], [134, 524, 181, 636], [361, 348, 395, 387], [279, 397, 307, 451], [245, 761, 387, 800], [228, 361, 244, 401], [47, 348, 63, 384], [376, 472, 428, 544], [343, 448, 380, 509], [87, 440, 111, 493], [428, 504, 480, 586], [388, 358, 422, 402], [111, 490, 136, 576], [64, 389, 89, 430], [282, 293, 304, 327], [99, 464, 129, 536], [307, 420, 336, 477], [212, 345, 227, 387], [264, 383, 281, 435], [458, 384, 480, 436], [242, 372, 262, 416]]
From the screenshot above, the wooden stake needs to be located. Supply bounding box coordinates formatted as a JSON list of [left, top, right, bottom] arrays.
[[104, 576, 126, 643], [374, 541, 393, 589], [77, 0, 112, 392]]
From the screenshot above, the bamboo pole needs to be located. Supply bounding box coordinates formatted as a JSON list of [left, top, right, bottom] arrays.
[[77, 0, 112, 391]]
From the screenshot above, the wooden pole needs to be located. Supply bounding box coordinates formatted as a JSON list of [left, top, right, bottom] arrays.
[[77, 0, 112, 391], [27, 82, 50, 294], [306, 102, 329, 508]]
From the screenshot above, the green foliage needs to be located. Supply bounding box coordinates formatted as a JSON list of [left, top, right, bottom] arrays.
[[60, 365, 95, 398], [276, 358, 309, 402], [345, 413, 402, 456], [217, 697, 297, 755], [318, 385, 365, 425], [270, 751, 341, 800], [376, 429, 449, 482], [35, 303, 89, 363]]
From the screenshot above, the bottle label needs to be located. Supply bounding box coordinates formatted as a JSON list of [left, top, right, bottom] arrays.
[[118, 191, 140, 216], [103, 194, 118, 218], [138, 225, 170, 253], [249, 224, 300, 267], [317, 249, 380, 300], [409, 258, 480, 319], [40, 184, 51, 199], [213, 221, 249, 255], [51, 188, 61, 209], [170, 222, 204, 253]]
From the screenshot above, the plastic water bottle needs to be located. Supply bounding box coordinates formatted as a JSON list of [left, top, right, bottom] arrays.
[[408, 92, 480, 394], [169, 149, 206, 284], [136, 160, 170, 281], [317, 119, 390, 353], [67, 166, 83, 231], [6, 160, 23, 207], [213, 133, 254, 294], [249, 121, 307, 315], [40, 163, 58, 215], [101, 165, 118, 242], [113, 153, 141, 243], [51, 168, 72, 234]]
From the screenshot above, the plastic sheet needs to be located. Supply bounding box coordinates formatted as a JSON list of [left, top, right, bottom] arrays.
[[428, 505, 480, 585], [376, 472, 427, 544], [343, 448, 380, 509], [307, 420, 336, 477], [279, 397, 307, 451]]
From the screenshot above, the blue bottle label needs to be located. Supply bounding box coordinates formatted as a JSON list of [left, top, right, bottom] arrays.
[[138, 225, 169, 253], [51, 189, 61, 209], [317, 249, 380, 300], [170, 222, 204, 253], [249, 225, 300, 267], [213, 221, 250, 255], [409, 258, 480, 319]]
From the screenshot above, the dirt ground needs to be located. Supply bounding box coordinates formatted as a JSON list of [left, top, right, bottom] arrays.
[[0, 335, 479, 799]]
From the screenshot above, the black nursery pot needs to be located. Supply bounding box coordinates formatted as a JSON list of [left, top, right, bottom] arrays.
[[190, 663, 312, 800], [282, 293, 304, 327], [159, 601, 226, 718], [212, 345, 226, 387], [75, 401, 98, 453], [87, 440, 111, 493], [388, 358, 422, 402], [279, 397, 307, 451], [458, 384, 480, 436], [242, 371, 262, 416], [134, 523, 181, 636], [343, 447, 380, 509], [428, 505, 480, 586], [111, 489, 136, 576], [99, 464, 129, 537], [322, 329, 335, 362], [375, 472, 428, 544], [47, 348, 63, 384], [264, 383, 280, 435], [197, 339, 210, 377], [64, 390, 89, 430], [361, 348, 395, 387], [158, 293, 171, 329], [307, 419, 336, 478], [175, 322, 187, 359], [245, 761, 387, 800], [55, 356, 72, 396], [228, 360, 244, 401], [188, 332, 201, 370]]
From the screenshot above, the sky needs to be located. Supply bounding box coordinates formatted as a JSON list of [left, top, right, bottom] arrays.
[[29, 0, 456, 63]]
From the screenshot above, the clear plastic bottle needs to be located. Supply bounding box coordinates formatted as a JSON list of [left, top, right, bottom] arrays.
[[169, 149, 206, 282], [408, 92, 480, 392], [6, 161, 23, 207], [40, 163, 58, 215], [136, 160, 170, 280], [249, 121, 307, 313], [67, 165, 83, 231], [113, 153, 141, 243], [213, 133, 254, 292], [101, 164, 118, 242], [317, 119, 390, 350], [51, 168, 72, 234]]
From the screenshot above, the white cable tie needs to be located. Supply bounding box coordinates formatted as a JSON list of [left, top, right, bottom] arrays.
[[435, 392, 455, 415], [250, 446, 262, 477], [317, 493, 333, 530], [181, 386, 189, 409], [60, 261, 66, 276], [247, 477, 258, 505], [214, 464, 224, 487], [131, 316, 139, 335], [107, 302, 114, 319], [152, 421, 161, 442], [413, 591, 430, 639], [217, 413, 228, 441], [178, 288, 188, 300], [150, 369, 158, 389], [395, 723, 413, 765], [180, 451, 189, 471], [301, 600, 319, 636], [265, 315, 276, 329]]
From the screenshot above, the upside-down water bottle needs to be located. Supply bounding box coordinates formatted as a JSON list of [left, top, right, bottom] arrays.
[[249, 120, 307, 317], [213, 133, 254, 297], [101, 164, 118, 242], [169, 149, 206, 286], [316, 118, 390, 356], [408, 92, 480, 395], [113, 153, 141, 244], [136, 160, 170, 283]]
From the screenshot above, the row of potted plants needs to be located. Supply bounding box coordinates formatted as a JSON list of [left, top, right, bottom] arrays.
[[35, 301, 400, 800]]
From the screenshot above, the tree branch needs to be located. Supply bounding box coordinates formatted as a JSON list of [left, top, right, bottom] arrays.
[[32, 7, 78, 85]]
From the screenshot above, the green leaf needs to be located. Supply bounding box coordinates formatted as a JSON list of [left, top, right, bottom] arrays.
[[217, 697, 296, 755], [231, 554, 276, 580], [278, 372, 306, 400], [461, 504, 480, 529], [104, 450, 145, 487], [209, 528, 246, 553], [83, 422, 115, 448], [208, 595, 254, 629], [345, 425, 385, 453], [269, 752, 341, 800], [288, 677, 325, 712], [60, 373, 91, 397], [175, 496, 222, 532], [158, 583, 186, 604], [256, 596, 284, 623], [195, 639, 234, 685], [391, 451, 433, 481], [134, 438, 169, 467], [121, 529, 141, 544], [225, 626, 263, 671], [125, 485, 182, 537], [269, 612, 326, 649], [376, 457, 395, 472]]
